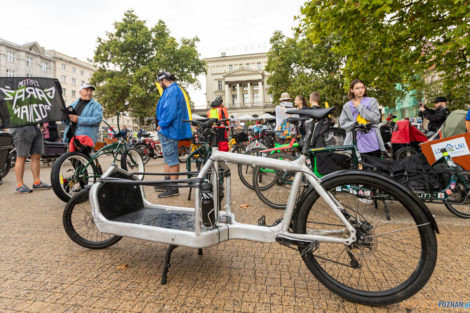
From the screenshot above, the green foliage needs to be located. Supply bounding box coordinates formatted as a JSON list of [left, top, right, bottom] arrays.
[[266, 31, 346, 111], [299, 0, 469, 108], [91, 10, 206, 120]]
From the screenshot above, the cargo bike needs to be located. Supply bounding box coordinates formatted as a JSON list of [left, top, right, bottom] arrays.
[[63, 108, 438, 306]]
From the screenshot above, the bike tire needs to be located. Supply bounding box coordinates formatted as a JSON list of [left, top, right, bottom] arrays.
[[178, 146, 190, 163], [63, 189, 122, 249], [120, 148, 145, 179], [252, 152, 299, 209], [444, 176, 470, 218], [134, 143, 150, 165], [294, 173, 437, 305], [395, 146, 418, 160], [0, 155, 11, 179], [51, 152, 97, 203], [237, 148, 265, 190]]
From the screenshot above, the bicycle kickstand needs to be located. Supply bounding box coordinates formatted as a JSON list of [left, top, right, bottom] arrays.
[[161, 245, 178, 285]]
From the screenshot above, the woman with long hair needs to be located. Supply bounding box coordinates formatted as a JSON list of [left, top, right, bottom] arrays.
[[339, 79, 385, 157], [294, 95, 308, 109]]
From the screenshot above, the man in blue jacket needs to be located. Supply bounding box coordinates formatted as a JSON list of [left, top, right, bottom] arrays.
[[63, 83, 103, 144], [156, 72, 192, 198]]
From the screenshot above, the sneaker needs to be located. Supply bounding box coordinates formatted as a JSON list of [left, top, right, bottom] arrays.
[[32, 181, 52, 190], [16, 184, 33, 193], [158, 188, 180, 198]]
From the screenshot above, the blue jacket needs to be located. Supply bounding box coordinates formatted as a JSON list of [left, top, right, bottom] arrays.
[[63, 98, 103, 143], [156, 83, 192, 140]]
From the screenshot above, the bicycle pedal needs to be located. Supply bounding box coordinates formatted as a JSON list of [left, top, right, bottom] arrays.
[[300, 241, 319, 257], [257, 215, 266, 226]]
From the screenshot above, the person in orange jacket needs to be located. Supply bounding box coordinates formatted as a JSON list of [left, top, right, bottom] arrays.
[[207, 97, 229, 151]]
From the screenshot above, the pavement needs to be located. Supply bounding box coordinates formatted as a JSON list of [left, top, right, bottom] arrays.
[[0, 157, 469, 313]]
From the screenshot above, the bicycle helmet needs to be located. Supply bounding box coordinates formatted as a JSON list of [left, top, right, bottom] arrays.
[[211, 96, 223, 108]]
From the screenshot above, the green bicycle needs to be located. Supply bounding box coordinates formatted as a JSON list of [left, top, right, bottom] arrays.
[[51, 112, 145, 202]]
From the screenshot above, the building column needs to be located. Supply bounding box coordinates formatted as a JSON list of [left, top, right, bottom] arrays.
[[258, 81, 265, 105], [236, 83, 242, 107], [224, 83, 231, 107], [248, 82, 253, 107]]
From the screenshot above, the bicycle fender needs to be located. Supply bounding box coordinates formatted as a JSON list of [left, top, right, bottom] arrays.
[[299, 170, 439, 234]]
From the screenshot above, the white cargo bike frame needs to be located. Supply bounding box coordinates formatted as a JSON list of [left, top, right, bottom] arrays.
[[89, 150, 357, 248]]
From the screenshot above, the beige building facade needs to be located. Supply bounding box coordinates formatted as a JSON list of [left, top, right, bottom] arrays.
[[201, 52, 274, 117], [49, 50, 96, 105], [0, 39, 54, 79], [0, 38, 95, 105]]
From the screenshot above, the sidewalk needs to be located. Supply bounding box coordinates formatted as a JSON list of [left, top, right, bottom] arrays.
[[0, 161, 469, 312]]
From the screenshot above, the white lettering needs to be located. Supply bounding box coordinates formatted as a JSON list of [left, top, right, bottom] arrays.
[[20, 105, 28, 121]]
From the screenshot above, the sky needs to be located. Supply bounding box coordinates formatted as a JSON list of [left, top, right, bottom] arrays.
[[0, 0, 306, 106]]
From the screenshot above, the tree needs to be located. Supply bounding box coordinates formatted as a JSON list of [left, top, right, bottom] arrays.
[[266, 31, 346, 110], [299, 0, 469, 108], [91, 10, 206, 121]]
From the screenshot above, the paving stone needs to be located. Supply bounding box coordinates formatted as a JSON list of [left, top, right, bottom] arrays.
[[1, 160, 469, 313]]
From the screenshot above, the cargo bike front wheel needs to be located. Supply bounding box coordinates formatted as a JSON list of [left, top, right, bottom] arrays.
[[293, 172, 437, 305]]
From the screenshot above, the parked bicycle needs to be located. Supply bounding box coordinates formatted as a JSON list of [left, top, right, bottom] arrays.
[[51, 112, 145, 202], [63, 107, 438, 306], [134, 134, 162, 165]]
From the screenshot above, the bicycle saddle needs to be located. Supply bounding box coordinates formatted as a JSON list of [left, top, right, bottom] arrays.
[[286, 107, 335, 120], [287, 116, 310, 123]]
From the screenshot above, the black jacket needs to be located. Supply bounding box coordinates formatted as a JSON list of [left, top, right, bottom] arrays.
[[421, 107, 449, 132]]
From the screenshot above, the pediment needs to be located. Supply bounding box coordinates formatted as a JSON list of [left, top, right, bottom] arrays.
[[22, 42, 44, 54], [223, 68, 262, 78]]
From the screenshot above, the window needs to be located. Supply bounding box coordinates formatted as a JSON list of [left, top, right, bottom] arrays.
[[62, 63, 66, 70], [257, 62, 262, 70], [61, 75, 66, 83], [246, 63, 250, 69], [232, 94, 237, 103], [232, 85, 236, 91], [7, 51, 14, 62], [81, 80, 85, 86], [26, 73, 32, 78], [72, 67, 76, 73], [72, 78, 77, 85], [217, 80, 223, 90], [6, 69, 14, 77], [63, 88, 66, 96], [26, 57, 33, 67], [239, 64, 243, 68], [243, 93, 249, 104], [254, 93, 260, 103], [229, 65, 233, 71], [41, 61, 48, 72], [72, 90, 76, 97], [81, 69, 85, 76]]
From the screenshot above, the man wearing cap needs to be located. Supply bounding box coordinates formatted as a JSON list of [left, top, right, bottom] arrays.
[[155, 72, 192, 198], [63, 83, 103, 145], [419, 96, 449, 134]]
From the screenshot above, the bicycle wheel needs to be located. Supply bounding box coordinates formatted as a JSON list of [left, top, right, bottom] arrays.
[[395, 146, 417, 160], [121, 148, 145, 179], [252, 152, 300, 209], [294, 173, 437, 305], [134, 143, 150, 165], [0, 155, 11, 179], [63, 189, 122, 249], [178, 146, 190, 163], [51, 152, 97, 202], [444, 177, 470, 218], [237, 148, 266, 190]]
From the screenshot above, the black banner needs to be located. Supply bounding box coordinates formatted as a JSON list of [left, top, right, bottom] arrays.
[[0, 77, 68, 128]]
